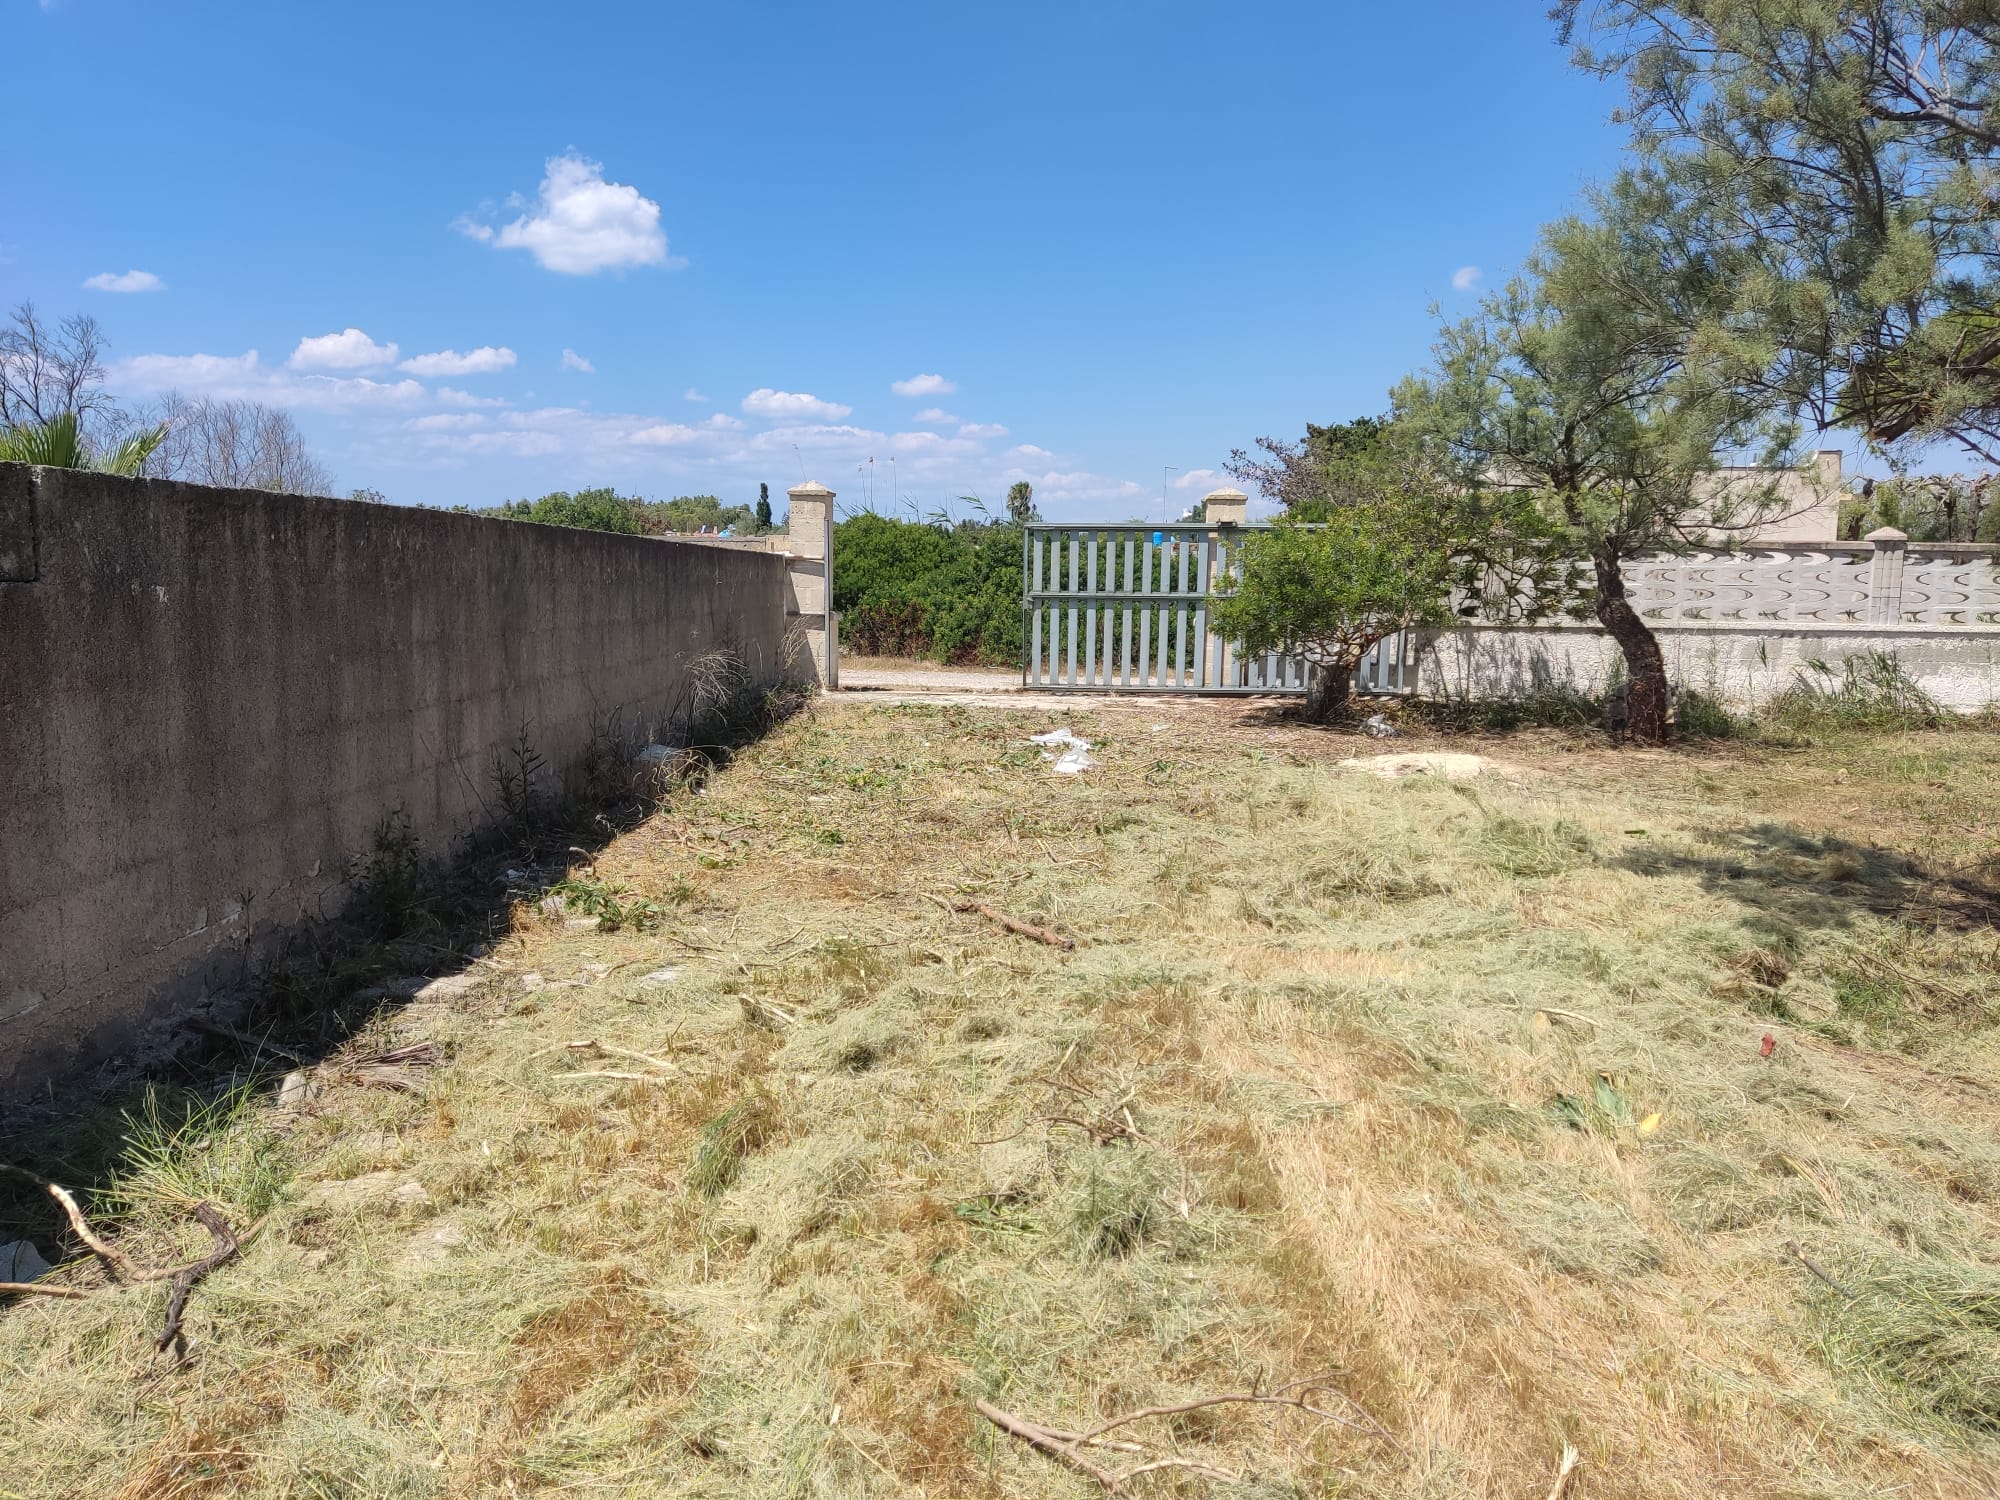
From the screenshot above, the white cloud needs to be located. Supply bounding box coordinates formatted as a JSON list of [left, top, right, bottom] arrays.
[[683, 387, 709, 403], [913, 407, 956, 424], [436, 386, 510, 408], [891, 372, 956, 398], [891, 430, 983, 457], [82, 269, 162, 294], [111, 350, 425, 410], [289, 328, 399, 371], [457, 152, 672, 275], [560, 348, 595, 373], [410, 412, 490, 431], [742, 387, 852, 421], [1451, 265, 1482, 291], [1171, 467, 1224, 490], [1006, 444, 1056, 461], [398, 346, 516, 376], [630, 423, 705, 446], [957, 422, 1008, 439]]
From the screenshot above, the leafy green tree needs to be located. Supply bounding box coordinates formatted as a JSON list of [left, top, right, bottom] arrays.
[[497, 487, 642, 533], [1558, 1, 2000, 460], [1209, 511, 1454, 723], [1006, 480, 1036, 524], [756, 483, 773, 531], [1396, 217, 1795, 743], [640, 494, 757, 534], [0, 411, 166, 476]]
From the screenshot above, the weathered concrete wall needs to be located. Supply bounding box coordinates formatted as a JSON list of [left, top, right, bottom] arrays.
[[1424, 621, 2000, 711], [0, 464, 789, 1100]]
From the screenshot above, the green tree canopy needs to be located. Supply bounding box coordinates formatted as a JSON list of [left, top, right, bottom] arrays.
[[1209, 510, 1455, 723], [1395, 216, 1798, 742], [1558, 1, 2000, 460], [497, 487, 642, 534]]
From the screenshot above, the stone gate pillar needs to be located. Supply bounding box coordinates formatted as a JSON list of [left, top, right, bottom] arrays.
[[786, 481, 838, 689]]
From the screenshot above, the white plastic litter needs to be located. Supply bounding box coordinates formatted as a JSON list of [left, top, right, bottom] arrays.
[[1029, 728, 1097, 775], [632, 743, 679, 767], [1361, 714, 1399, 739]]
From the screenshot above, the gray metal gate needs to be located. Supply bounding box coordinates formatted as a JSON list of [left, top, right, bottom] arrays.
[[1020, 522, 1416, 695]]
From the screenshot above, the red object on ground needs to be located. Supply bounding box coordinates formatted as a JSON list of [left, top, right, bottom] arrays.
[[1760, 1033, 1776, 1058]]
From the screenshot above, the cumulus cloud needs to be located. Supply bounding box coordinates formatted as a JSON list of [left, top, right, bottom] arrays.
[[1171, 467, 1224, 490], [742, 387, 852, 421], [1451, 265, 1481, 291], [560, 348, 595, 373], [683, 387, 709, 402], [112, 350, 424, 411], [398, 346, 516, 376], [1006, 444, 1056, 461], [82, 269, 162, 293], [290, 328, 399, 371], [457, 153, 673, 275], [913, 407, 956, 424], [891, 430, 983, 457], [957, 422, 1008, 439], [891, 372, 955, 398], [436, 386, 510, 408]]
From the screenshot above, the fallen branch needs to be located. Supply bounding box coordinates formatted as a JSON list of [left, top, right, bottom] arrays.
[[952, 900, 1075, 951], [155, 1202, 242, 1360], [0, 1165, 142, 1281], [0, 1281, 87, 1300], [977, 1373, 1402, 1492], [1, 1164, 252, 1357]]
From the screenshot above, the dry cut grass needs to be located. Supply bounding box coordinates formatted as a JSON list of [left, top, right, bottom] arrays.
[[4, 701, 2000, 1499]]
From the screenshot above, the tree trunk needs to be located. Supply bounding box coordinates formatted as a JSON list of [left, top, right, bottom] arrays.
[[1591, 548, 1670, 744], [1303, 662, 1352, 724]]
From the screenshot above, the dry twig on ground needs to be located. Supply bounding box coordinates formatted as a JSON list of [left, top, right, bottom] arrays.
[[0, 1164, 250, 1358], [950, 899, 1075, 950], [977, 1373, 1402, 1491]]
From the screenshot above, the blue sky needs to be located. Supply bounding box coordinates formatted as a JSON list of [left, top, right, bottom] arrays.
[[10, 1, 1634, 520]]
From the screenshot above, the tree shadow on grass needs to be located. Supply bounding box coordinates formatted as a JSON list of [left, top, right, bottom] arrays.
[[1611, 821, 1999, 937]]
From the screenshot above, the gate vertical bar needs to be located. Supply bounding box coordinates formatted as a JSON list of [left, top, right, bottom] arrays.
[[1025, 527, 1040, 686], [1065, 530, 1079, 685], [1144, 536, 1160, 688], [1120, 535, 1135, 685]]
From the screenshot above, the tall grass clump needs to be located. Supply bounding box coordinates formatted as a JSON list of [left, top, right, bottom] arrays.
[[1767, 652, 1945, 732]]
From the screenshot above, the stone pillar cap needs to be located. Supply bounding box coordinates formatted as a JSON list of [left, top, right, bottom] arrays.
[[1203, 487, 1250, 500], [1865, 526, 1908, 542], [789, 481, 835, 498]]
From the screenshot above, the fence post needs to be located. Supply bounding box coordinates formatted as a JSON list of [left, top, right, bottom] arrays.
[[1203, 487, 1249, 527], [1865, 526, 1908, 626], [786, 481, 838, 689]]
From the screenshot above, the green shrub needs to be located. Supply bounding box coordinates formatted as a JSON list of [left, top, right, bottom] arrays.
[[833, 513, 1023, 665]]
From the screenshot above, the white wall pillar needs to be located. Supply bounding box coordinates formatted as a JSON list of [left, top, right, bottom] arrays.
[[786, 482, 838, 689], [1866, 526, 1908, 626]]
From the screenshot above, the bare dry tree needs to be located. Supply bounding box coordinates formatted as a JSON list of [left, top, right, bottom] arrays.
[[144, 393, 335, 495]]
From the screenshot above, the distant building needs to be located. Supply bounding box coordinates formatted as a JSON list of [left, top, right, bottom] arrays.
[[1708, 449, 1845, 545]]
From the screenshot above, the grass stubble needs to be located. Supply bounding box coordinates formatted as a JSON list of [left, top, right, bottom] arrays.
[[2, 699, 1999, 1498]]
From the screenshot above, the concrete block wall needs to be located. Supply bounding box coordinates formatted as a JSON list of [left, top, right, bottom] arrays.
[[0, 464, 790, 1101], [1424, 621, 2000, 711]]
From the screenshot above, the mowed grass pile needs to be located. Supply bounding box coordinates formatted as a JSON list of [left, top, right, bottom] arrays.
[[4, 702, 2000, 1498]]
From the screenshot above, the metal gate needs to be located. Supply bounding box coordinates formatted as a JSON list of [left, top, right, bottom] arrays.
[[1021, 522, 1417, 695]]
